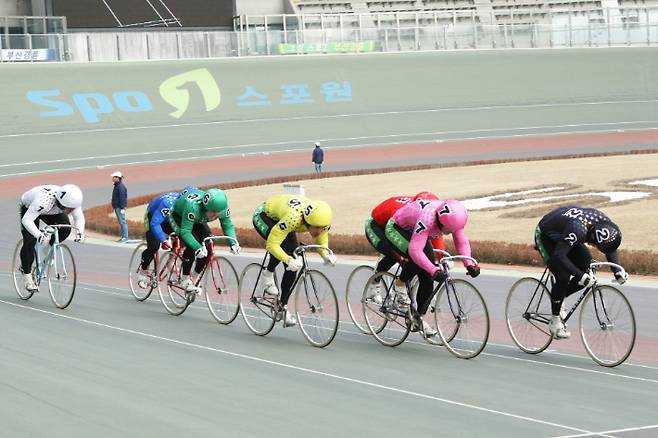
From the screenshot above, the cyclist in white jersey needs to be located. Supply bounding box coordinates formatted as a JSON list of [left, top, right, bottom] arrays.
[[19, 184, 86, 291]]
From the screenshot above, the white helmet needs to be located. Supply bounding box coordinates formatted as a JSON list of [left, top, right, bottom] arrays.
[[57, 184, 83, 209]]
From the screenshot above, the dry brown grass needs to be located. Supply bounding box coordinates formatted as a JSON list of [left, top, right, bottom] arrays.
[[86, 150, 658, 275]]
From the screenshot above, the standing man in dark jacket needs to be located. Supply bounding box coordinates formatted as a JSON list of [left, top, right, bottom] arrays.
[[111, 171, 129, 242], [312, 142, 324, 174]]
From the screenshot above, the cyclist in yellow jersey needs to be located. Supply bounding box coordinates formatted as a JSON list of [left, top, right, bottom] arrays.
[[253, 194, 336, 326]]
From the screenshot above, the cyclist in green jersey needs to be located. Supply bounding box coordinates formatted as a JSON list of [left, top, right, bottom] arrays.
[[168, 188, 239, 294]]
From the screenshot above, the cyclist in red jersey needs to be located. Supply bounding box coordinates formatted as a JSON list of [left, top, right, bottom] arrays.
[[365, 192, 445, 331]]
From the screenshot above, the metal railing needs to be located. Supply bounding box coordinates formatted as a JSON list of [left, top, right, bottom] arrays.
[[1, 11, 657, 61], [1, 15, 67, 34], [233, 7, 658, 31]]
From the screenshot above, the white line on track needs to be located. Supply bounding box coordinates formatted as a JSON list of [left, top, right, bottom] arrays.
[[2, 98, 657, 140], [551, 424, 658, 438], [2, 119, 657, 170], [73, 282, 658, 381], [0, 296, 610, 437], [2, 125, 658, 179]]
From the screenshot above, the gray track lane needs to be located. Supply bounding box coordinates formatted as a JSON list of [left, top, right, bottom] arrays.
[[1, 253, 657, 438], [2, 100, 658, 177]]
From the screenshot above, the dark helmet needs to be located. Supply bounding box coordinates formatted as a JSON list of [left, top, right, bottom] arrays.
[[588, 221, 622, 253]]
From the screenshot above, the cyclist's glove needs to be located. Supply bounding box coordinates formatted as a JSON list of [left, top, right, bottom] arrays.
[[466, 264, 481, 278], [37, 232, 51, 246], [286, 256, 303, 272], [161, 240, 171, 251], [74, 233, 85, 243], [230, 243, 241, 255], [578, 272, 596, 287], [432, 268, 446, 283], [195, 246, 208, 259], [321, 252, 337, 266], [613, 270, 628, 285]]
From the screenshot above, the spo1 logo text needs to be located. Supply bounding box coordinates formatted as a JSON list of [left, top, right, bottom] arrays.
[[26, 90, 153, 123]]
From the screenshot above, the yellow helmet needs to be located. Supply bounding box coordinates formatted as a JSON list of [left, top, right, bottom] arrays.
[[303, 199, 333, 228]]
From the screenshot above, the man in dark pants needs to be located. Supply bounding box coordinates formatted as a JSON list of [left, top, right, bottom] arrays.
[[111, 171, 128, 242], [312, 142, 324, 174]]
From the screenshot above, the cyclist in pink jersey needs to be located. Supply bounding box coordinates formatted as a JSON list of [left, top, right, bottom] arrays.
[[385, 199, 480, 335]]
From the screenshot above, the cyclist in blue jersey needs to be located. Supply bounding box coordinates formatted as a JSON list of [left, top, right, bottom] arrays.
[[137, 186, 197, 283]]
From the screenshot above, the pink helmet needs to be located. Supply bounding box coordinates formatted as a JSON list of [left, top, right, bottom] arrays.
[[435, 199, 468, 233]]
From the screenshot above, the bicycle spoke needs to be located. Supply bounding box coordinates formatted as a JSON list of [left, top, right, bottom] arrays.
[[239, 263, 277, 336], [505, 277, 553, 354], [206, 257, 240, 325], [580, 285, 636, 367], [295, 270, 339, 348]]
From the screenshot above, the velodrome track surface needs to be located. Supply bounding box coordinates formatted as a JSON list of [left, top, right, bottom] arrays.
[[1, 112, 658, 436]]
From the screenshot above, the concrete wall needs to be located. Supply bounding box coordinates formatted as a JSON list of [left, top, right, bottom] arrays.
[[0, 0, 32, 16], [1, 47, 656, 135], [234, 0, 288, 16]]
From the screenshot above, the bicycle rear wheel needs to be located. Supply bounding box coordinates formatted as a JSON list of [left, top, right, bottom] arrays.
[[47, 244, 76, 309], [295, 269, 339, 348], [362, 272, 410, 347], [505, 277, 553, 354], [345, 265, 374, 334], [157, 252, 192, 316], [12, 239, 36, 300], [435, 279, 489, 359], [205, 256, 240, 325], [128, 243, 156, 301], [580, 285, 636, 367], [239, 263, 276, 336]]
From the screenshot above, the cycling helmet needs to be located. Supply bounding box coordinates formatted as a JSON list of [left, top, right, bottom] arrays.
[[57, 184, 83, 209], [202, 188, 228, 212], [413, 191, 439, 201], [181, 185, 198, 195], [435, 199, 468, 233], [303, 200, 333, 228], [588, 221, 621, 253]]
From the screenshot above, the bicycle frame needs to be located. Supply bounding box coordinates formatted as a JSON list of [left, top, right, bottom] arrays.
[[162, 235, 237, 297], [529, 261, 627, 328], [432, 252, 479, 322], [248, 244, 335, 319], [33, 225, 78, 285]]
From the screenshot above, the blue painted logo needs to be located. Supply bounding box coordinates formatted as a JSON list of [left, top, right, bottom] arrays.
[[26, 89, 153, 123]]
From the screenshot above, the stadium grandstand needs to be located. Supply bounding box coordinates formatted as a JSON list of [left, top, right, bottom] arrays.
[[0, 0, 657, 61]]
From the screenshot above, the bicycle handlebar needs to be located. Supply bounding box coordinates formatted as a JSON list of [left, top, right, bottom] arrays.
[[441, 255, 478, 267], [202, 235, 238, 245], [590, 261, 625, 274], [44, 225, 80, 234], [433, 249, 451, 257], [433, 249, 478, 268], [295, 244, 334, 257]]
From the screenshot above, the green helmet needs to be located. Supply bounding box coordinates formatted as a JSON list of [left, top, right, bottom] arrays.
[[303, 199, 333, 228], [202, 188, 228, 212]]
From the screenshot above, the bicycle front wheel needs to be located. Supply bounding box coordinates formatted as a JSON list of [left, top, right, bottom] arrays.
[[157, 252, 192, 316], [362, 272, 410, 347], [47, 244, 76, 309], [239, 263, 276, 336], [345, 264, 374, 334], [128, 243, 156, 301], [12, 239, 36, 300], [505, 277, 553, 354], [295, 269, 339, 348], [435, 279, 489, 359], [205, 256, 240, 325], [580, 285, 636, 367]]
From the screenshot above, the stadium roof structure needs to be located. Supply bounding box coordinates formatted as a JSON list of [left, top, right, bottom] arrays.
[[100, 0, 181, 27]]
